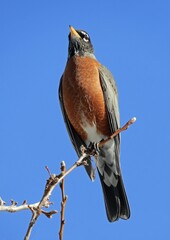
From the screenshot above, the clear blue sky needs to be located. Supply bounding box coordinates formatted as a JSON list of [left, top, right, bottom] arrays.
[[1, 0, 170, 239]]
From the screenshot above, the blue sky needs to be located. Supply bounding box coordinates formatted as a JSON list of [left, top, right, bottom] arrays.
[[1, 0, 170, 239]]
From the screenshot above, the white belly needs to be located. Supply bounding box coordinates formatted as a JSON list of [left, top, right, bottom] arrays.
[[81, 121, 106, 145]]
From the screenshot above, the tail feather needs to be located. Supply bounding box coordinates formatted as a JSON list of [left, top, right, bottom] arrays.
[[98, 171, 130, 222]]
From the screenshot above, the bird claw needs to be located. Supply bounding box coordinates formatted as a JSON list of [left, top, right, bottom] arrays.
[[87, 142, 100, 155]]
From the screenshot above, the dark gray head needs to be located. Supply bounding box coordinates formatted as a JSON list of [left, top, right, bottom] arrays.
[[68, 26, 94, 59]]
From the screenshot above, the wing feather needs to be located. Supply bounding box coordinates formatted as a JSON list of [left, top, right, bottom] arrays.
[[99, 65, 120, 173]]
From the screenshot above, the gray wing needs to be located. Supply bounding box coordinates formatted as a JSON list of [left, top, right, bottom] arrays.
[[99, 65, 120, 129], [99, 65, 120, 173], [98, 65, 130, 221], [58, 76, 95, 180]]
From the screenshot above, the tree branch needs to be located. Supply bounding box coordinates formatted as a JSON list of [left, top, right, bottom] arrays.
[[0, 200, 40, 213], [99, 117, 136, 148], [59, 161, 68, 240], [0, 117, 136, 240], [24, 206, 39, 240]]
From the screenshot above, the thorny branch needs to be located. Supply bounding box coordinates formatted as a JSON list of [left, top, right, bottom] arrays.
[[0, 117, 136, 240]]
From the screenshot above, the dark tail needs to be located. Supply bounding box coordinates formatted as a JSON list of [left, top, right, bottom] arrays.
[[98, 172, 130, 222]]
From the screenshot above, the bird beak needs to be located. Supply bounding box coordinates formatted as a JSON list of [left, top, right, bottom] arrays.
[[69, 25, 81, 38]]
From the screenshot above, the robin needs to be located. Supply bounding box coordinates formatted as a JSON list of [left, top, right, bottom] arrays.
[[59, 26, 130, 222]]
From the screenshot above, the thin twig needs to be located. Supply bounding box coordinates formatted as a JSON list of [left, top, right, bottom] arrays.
[[24, 206, 39, 240], [0, 201, 40, 212], [24, 153, 89, 240], [59, 161, 68, 240], [1, 117, 136, 240], [99, 117, 136, 148]]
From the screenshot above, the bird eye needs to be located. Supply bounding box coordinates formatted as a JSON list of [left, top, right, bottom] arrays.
[[79, 31, 90, 42], [83, 35, 89, 42]]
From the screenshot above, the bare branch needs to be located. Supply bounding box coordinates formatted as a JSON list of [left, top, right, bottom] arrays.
[[0, 200, 40, 213], [0, 197, 6, 206], [24, 206, 39, 240], [1, 117, 136, 240], [23, 153, 89, 240], [59, 161, 68, 240], [41, 209, 58, 218], [99, 117, 136, 148]]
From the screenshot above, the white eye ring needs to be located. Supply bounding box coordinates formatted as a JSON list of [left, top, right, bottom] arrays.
[[83, 36, 89, 42]]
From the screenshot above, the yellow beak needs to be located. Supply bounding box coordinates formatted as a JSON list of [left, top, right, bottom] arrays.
[[69, 25, 81, 38]]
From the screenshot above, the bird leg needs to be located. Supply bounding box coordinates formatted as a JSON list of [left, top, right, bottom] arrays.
[[86, 141, 101, 156]]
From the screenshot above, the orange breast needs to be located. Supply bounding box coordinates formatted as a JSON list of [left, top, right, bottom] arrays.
[[62, 56, 111, 141]]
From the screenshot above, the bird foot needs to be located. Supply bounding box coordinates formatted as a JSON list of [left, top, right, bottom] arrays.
[[87, 142, 100, 156]]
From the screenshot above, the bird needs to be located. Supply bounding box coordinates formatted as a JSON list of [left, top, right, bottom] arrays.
[[58, 25, 130, 222]]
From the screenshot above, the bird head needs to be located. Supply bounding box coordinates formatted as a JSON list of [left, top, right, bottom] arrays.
[[68, 26, 94, 59]]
